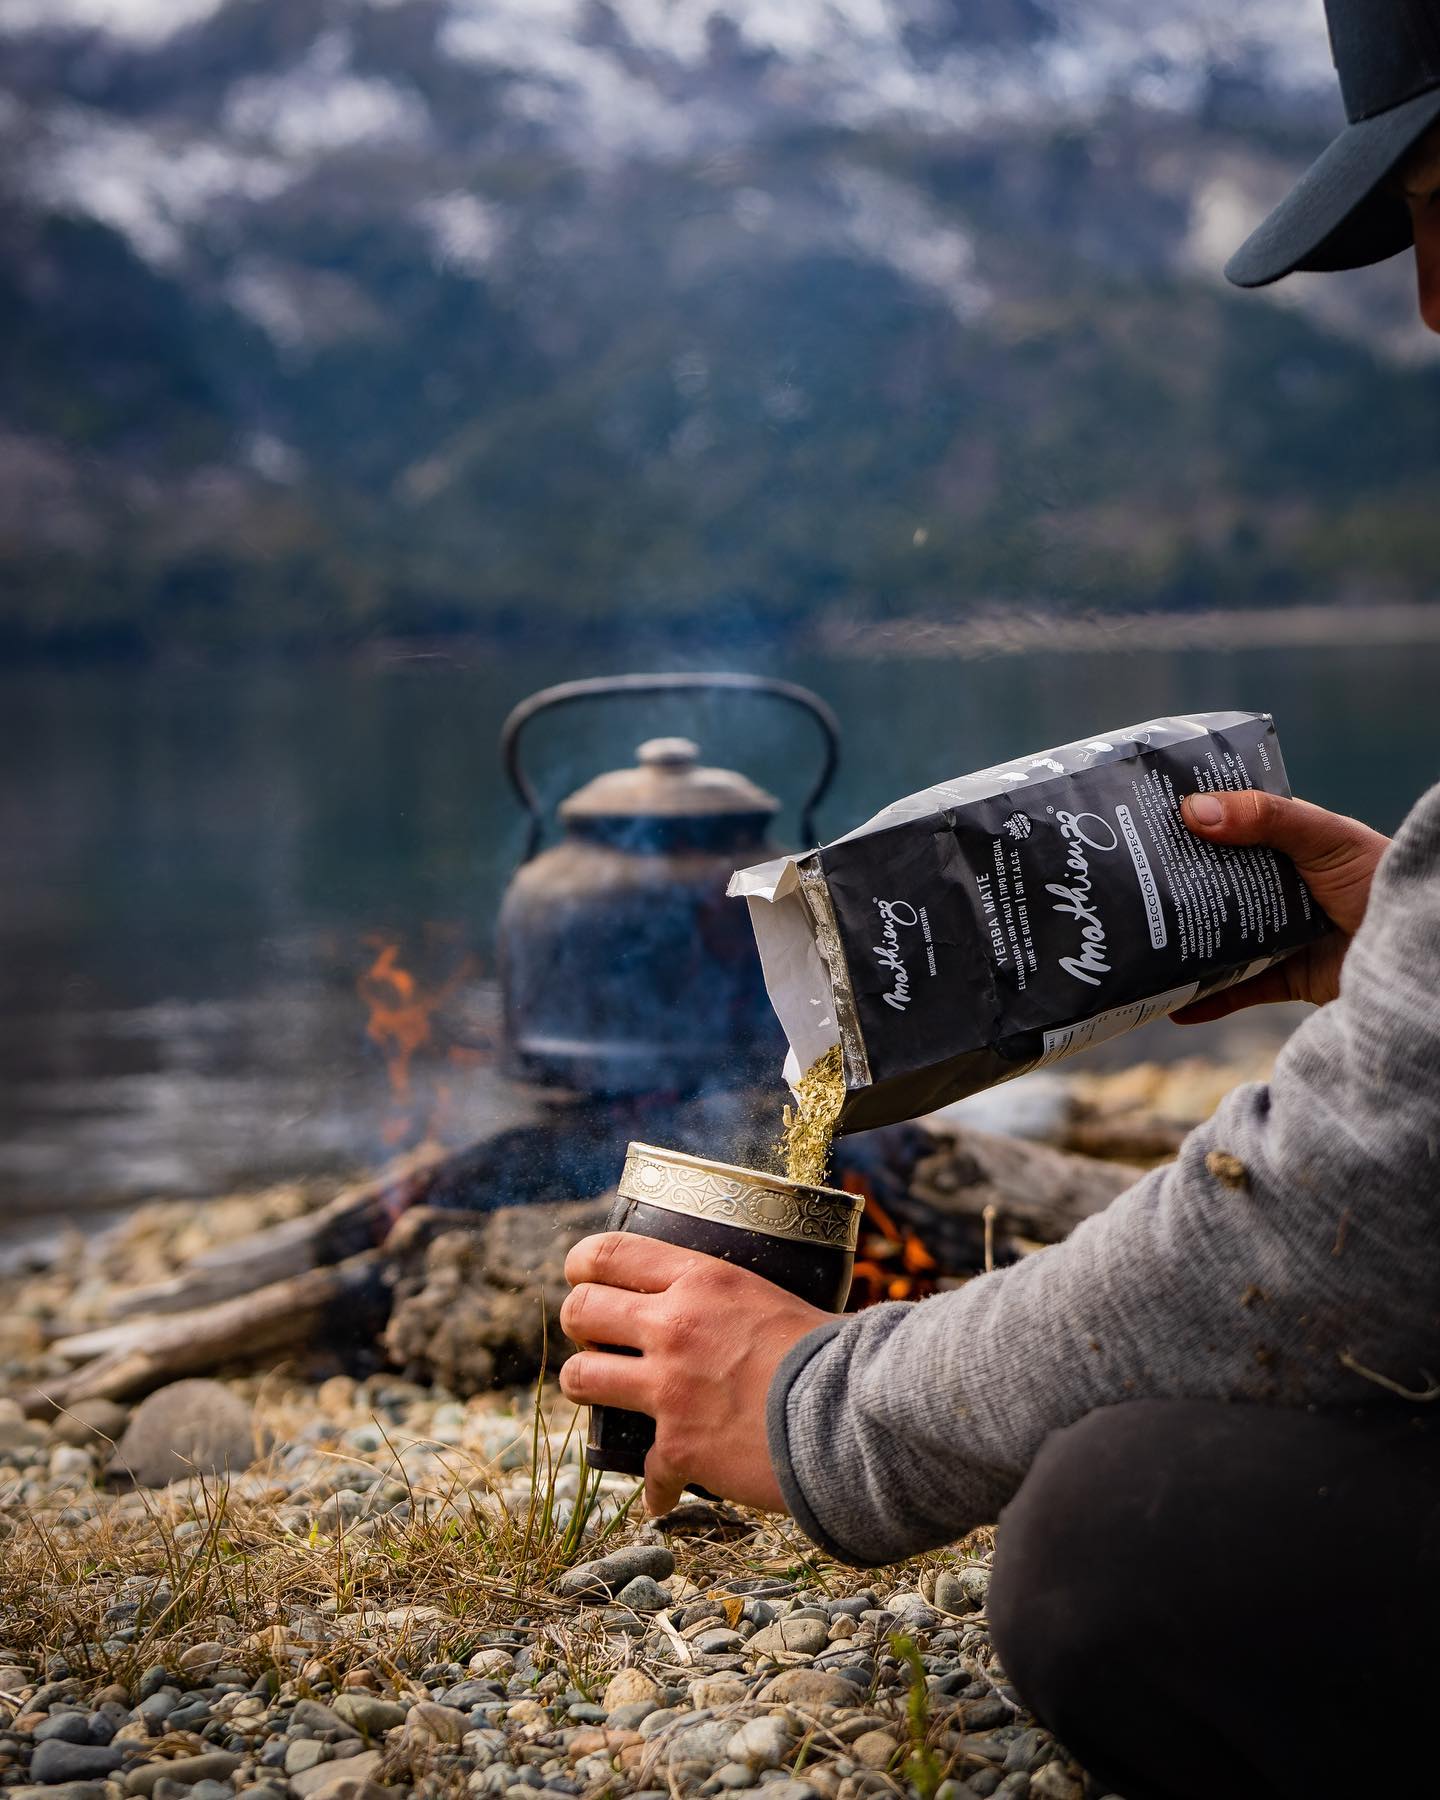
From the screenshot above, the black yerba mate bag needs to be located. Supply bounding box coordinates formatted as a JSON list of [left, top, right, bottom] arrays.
[[729, 712, 1331, 1136]]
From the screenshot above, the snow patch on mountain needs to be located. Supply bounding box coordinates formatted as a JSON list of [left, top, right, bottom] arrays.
[[441, 0, 1337, 155], [224, 30, 432, 156], [32, 109, 293, 266], [0, 0, 222, 44]]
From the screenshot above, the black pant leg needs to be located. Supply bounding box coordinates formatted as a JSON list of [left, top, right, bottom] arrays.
[[987, 1398, 1440, 1800]]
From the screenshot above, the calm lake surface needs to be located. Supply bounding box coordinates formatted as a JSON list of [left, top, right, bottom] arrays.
[[5, 636, 1437, 1236]]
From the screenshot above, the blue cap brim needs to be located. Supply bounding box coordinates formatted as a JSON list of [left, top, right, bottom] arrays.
[[1225, 83, 1440, 287]]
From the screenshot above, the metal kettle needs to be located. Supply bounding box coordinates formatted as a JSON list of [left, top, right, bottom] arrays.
[[496, 673, 839, 1098]]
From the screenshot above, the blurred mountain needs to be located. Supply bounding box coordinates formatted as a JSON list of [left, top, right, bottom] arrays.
[[1, 0, 1437, 657]]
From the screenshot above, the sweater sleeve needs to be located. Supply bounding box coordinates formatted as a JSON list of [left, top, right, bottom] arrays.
[[767, 778, 1440, 1567]]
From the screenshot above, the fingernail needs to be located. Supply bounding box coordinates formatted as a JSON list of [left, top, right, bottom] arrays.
[[1186, 794, 1224, 826]]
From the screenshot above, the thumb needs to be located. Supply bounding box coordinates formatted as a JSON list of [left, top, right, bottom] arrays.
[[1180, 790, 1388, 935]]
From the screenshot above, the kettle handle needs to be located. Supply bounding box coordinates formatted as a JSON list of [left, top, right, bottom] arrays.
[[501, 672, 842, 862]]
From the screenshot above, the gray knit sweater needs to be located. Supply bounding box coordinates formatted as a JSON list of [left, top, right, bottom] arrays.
[[767, 778, 1440, 1566]]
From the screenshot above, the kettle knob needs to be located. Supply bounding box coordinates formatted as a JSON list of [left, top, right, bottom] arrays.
[[636, 737, 700, 769]]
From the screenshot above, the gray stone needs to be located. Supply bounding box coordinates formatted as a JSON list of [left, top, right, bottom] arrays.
[[125, 1754, 242, 1795], [726, 1716, 793, 1770], [1028, 1768, 1082, 1800], [553, 1545, 676, 1603], [747, 1619, 829, 1660], [32, 1715, 94, 1745], [437, 1680, 501, 1710], [8, 1787, 112, 1800], [49, 1401, 130, 1450], [752, 1784, 818, 1800], [931, 1573, 974, 1618], [285, 1740, 330, 1775], [959, 1696, 1011, 1732], [108, 1382, 263, 1488], [715, 1765, 757, 1790], [636, 1708, 684, 1741], [288, 1749, 384, 1798], [992, 1777, 1031, 1800], [1002, 1731, 1050, 1775], [850, 1731, 898, 1771], [0, 1418, 46, 1457], [29, 1741, 128, 1784], [137, 1692, 179, 1726], [292, 1699, 354, 1736], [693, 1629, 745, 1655], [661, 1720, 735, 1765], [329, 1694, 407, 1735], [608, 1701, 658, 1730], [757, 1671, 864, 1710], [612, 1577, 670, 1612], [189, 1785, 237, 1800]]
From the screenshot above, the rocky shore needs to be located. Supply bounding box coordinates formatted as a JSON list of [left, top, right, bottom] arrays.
[[0, 1369, 1103, 1800], [0, 1056, 1265, 1800]]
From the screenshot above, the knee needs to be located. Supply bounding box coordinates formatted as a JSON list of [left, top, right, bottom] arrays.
[[988, 1404, 1178, 1712]]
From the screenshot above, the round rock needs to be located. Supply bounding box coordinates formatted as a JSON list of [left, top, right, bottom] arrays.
[[603, 1670, 663, 1712], [107, 1381, 264, 1488]]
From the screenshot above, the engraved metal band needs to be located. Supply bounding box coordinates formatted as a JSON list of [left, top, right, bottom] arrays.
[[618, 1147, 863, 1251]]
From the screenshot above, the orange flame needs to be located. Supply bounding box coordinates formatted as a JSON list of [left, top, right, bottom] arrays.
[[841, 1173, 942, 1309], [357, 931, 478, 1149]]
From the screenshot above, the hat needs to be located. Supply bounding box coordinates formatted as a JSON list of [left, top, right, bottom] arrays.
[[1225, 0, 1440, 287]]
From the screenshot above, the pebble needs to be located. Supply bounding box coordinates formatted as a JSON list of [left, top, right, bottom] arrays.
[[931, 1572, 974, 1617], [31, 1715, 93, 1745], [725, 1716, 792, 1770], [9, 1787, 112, 1800], [125, 1753, 242, 1795], [747, 1619, 829, 1660], [108, 1380, 261, 1488], [404, 1701, 468, 1744], [285, 1739, 330, 1774], [289, 1749, 385, 1797], [688, 1676, 748, 1709], [29, 1741, 128, 1783], [467, 1649, 515, 1678], [553, 1546, 676, 1603], [849, 1732, 897, 1771], [603, 1670, 662, 1712], [331, 1695, 407, 1735], [613, 1577, 670, 1612], [757, 1671, 863, 1710]]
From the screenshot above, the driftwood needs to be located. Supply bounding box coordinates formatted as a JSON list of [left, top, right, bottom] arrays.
[[33, 1251, 391, 1413], [35, 1113, 1142, 1411]]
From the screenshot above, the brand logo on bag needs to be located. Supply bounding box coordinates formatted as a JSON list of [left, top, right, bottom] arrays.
[[871, 898, 918, 1010], [1002, 812, 1031, 840], [1045, 808, 1117, 987]]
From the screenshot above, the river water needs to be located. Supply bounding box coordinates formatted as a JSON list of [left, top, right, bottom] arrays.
[[4, 636, 1436, 1237]]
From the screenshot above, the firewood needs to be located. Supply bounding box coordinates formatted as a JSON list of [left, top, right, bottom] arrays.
[[891, 1124, 1137, 1268], [29, 1252, 390, 1413], [103, 1147, 446, 1321]]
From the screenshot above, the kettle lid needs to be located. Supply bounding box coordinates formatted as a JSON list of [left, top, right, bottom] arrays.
[[560, 738, 780, 822]]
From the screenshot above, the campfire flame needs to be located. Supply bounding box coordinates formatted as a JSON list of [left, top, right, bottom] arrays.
[[357, 931, 481, 1149], [841, 1172, 940, 1308]]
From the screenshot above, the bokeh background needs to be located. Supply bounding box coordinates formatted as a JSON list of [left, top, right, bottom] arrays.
[[4, 0, 1438, 1243]]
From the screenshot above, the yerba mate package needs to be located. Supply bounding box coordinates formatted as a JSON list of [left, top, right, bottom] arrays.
[[729, 712, 1329, 1135]]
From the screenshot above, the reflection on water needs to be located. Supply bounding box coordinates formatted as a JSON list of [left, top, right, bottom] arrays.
[[4, 636, 1436, 1231]]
